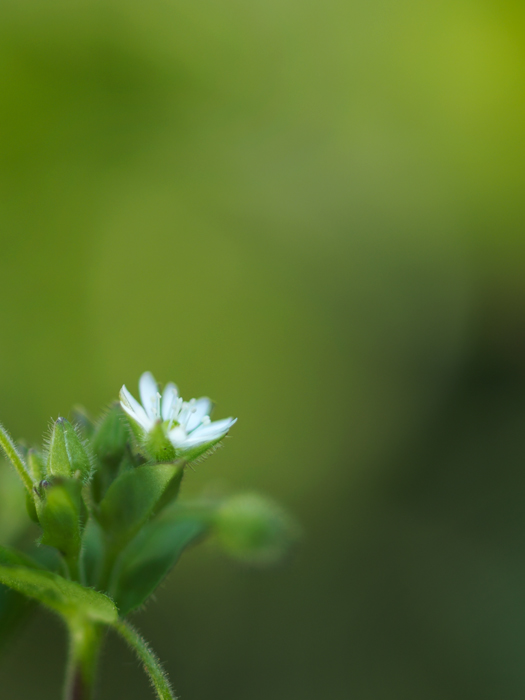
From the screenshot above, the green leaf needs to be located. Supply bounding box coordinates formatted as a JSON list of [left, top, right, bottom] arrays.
[[98, 463, 183, 550], [0, 565, 118, 623], [112, 514, 207, 615], [82, 518, 104, 588], [35, 478, 87, 559]]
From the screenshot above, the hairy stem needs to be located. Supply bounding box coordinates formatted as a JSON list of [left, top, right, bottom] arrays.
[[0, 421, 33, 493], [113, 619, 176, 700], [63, 621, 104, 700]]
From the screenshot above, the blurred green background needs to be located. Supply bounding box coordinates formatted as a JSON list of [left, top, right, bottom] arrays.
[[1, 0, 525, 697]]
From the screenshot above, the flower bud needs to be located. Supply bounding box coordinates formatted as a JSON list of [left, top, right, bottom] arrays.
[[47, 418, 92, 482], [91, 404, 128, 469], [214, 494, 298, 566]]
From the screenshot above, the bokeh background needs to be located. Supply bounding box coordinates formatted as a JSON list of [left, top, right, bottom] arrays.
[[1, 0, 525, 697]]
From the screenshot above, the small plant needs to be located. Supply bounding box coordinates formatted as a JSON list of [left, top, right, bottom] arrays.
[[0, 372, 296, 699]]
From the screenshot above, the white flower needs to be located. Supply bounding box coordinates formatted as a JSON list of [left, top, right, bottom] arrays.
[[120, 371, 236, 452]]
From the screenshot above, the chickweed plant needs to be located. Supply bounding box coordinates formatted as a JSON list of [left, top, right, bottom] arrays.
[[0, 372, 296, 700]]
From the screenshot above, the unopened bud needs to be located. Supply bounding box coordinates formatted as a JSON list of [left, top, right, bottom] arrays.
[[214, 494, 298, 566], [91, 404, 128, 469], [47, 418, 92, 482]]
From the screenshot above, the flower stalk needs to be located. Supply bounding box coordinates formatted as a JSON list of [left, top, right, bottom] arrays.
[[113, 620, 176, 700], [0, 422, 33, 493]]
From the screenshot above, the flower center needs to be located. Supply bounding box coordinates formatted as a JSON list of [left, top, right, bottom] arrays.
[[161, 396, 209, 434]]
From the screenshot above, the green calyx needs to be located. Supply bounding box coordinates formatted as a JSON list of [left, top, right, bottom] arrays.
[[142, 421, 177, 463]]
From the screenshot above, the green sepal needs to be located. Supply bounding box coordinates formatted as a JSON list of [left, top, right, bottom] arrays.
[[142, 421, 176, 463], [179, 436, 224, 466], [111, 512, 207, 615], [122, 412, 147, 445], [47, 418, 92, 482], [0, 564, 118, 624], [213, 494, 299, 566], [34, 478, 87, 560], [98, 463, 183, 550], [27, 449, 45, 482]]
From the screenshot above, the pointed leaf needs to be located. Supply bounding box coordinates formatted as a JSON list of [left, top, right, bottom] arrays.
[[112, 514, 207, 615], [0, 565, 118, 623], [98, 463, 183, 550]]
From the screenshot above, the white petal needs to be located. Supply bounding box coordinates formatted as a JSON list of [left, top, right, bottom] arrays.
[[161, 382, 179, 420], [168, 425, 188, 447], [120, 385, 153, 431], [186, 397, 213, 432], [139, 372, 159, 420], [186, 417, 237, 444]]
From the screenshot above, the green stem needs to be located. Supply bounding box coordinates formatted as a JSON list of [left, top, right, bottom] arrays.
[[0, 421, 33, 493], [113, 619, 176, 700], [65, 554, 84, 585], [63, 621, 104, 700]]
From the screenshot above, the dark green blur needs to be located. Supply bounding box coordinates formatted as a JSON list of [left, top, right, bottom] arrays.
[[1, 0, 525, 697]]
